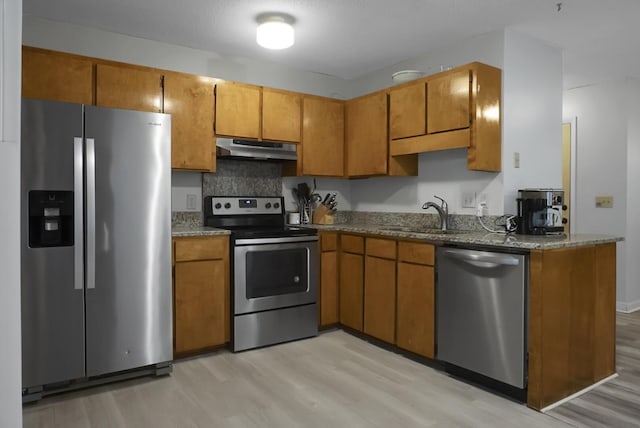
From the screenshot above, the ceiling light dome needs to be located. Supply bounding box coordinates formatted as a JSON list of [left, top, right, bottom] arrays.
[[256, 14, 295, 50]]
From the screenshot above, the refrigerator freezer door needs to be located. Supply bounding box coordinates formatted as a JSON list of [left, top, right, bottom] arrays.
[[21, 99, 86, 388], [84, 106, 172, 377]]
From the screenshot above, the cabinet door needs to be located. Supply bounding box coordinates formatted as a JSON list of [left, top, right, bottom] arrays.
[[364, 256, 396, 344], [301, 97, 345, 177], [320, 250, 339, 327], [339, 252, 363, 331], [389, 82, 426, 140], [22, 47, 93, 104], [346, 92, 388, 176], [174, 259, 226, 354], [262, 88, 301, 143], [95, 63, 163, 112], [427, 70, 471, 134], [164, 72, 215, 171], [396, 262, 435, 358], [215, 81, 260, 139]]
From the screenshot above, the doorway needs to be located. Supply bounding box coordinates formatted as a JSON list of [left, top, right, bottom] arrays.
[[562, 118, 577, 234]]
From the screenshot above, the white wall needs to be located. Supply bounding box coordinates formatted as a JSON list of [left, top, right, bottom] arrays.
[[23, 19, 564, 220], [23, 16, 353, 212], [502, 29, 563, 214], [626, 79, 640, 310], [341, 30, 506, 215], [348, 30, 505, 98], [23, 16, 350, 98], [564, 80, 631, 310], [0, 0, 23, 425]]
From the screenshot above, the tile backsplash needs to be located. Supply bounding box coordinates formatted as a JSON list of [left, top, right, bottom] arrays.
[[203, 159, 282, 198], [172, 159, 283, 227]]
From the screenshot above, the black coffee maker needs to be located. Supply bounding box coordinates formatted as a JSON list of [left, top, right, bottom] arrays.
[[516, 189, 566, 235]]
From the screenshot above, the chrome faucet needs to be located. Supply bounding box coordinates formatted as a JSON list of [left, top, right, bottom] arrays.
[[422, 195, 449, 231]]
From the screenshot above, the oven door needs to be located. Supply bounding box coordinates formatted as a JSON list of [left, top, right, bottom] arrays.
[[234, 236, 318, 315]]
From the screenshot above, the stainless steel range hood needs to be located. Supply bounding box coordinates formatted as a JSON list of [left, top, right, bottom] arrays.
[[216, 138, 297, 161]]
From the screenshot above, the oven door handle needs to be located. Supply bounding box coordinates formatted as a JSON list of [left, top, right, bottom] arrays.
[[235, 236, 318, 246]]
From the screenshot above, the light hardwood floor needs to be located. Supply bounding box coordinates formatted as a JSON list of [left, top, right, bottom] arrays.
[[23, 312, 640, 428]]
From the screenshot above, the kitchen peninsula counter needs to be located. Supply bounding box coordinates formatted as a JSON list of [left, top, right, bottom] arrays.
[[310, 223, 623, 250], [312, 223, 621, 411]]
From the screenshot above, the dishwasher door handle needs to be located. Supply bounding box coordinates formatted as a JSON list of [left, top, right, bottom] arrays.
[[442, 249, 520, 267]]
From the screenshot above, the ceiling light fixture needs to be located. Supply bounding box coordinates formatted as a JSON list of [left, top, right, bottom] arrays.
[[256, 14, 295, 50]]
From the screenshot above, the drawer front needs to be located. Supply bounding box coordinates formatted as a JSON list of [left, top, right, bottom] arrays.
[[398, 241, 434, 265], [174, 236, 228, 262], [366, 238, 397, 260], [320, 232, 338, 252], [341, 234, 364, 254]]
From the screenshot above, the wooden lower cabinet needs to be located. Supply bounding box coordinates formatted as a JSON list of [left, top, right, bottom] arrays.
[[364, 255, 396, 343], [527, 243, 616, 410], [339, 235, 364, 331], [173, 236, 229, 357], [319, 232, 339, 327], [396, 262, 435, 358], [395, 241, 435, 358], [363, 237, 397, 343]]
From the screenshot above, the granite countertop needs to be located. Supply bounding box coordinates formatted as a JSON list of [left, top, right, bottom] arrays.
[[171, 225, 230, 237], [309, 223, 623, 250]]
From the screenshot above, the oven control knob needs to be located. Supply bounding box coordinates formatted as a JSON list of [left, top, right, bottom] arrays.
[[274, 202, 280, 209], [224, 203, 231, 209], [265, 202, 272, 209], [214, 203, 222, 210]]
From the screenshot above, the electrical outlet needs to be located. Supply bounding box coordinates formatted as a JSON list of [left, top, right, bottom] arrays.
[[595, 196, 613, 208], [514, 152, 520, 168], [461, 192, 476, 208], [186, 194, 197, 210]]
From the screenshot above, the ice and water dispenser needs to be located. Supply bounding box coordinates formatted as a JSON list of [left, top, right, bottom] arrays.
[[28, 190, 74, 247]]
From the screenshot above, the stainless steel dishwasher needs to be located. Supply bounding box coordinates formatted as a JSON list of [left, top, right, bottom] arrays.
[[436, 246, 528, 400]]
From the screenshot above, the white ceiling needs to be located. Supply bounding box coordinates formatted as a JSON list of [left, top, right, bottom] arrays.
[[23, 0, 640, 89]]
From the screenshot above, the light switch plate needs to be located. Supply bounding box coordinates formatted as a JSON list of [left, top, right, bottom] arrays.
[[186, 194, 197, 210], [595, 196, 613, 208]]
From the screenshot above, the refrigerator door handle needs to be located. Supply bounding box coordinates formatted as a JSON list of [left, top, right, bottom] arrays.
[[74, 137, 84, 290], [86, 138, 96, 290]]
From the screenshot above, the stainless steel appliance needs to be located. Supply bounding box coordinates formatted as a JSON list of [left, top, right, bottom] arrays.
[[204, 196, 318, 352], [21, 98, 173, 401], [516, 188, 566, 235], [216, 137, 297, 160], [436, 247, 528, 401]]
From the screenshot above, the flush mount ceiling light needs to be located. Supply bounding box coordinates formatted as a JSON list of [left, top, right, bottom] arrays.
[[256, 13, 295, 50]]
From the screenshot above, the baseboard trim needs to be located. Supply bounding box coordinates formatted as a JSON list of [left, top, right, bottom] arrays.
[[540, 373, 619, 413], [616, 300, 640, 313]]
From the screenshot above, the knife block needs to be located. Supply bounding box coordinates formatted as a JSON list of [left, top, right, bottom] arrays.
[[312, 205, 334, 225]]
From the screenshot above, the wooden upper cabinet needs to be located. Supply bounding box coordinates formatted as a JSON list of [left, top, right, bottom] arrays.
[[301, 96, 345, 177], [95, 63, 163, 112], [346, 91, 388, 177], [22, 47, 94, 104], [427, 70, 471, 134], [262, 88, 301, 143], [214, 81, 261, 139], [468, 63, 502, 172], [164, 72, 216, 171], [389, 81, 426, 140]]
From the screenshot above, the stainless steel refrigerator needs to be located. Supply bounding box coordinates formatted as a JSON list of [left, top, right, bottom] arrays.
[[21, 98, 173, 400]]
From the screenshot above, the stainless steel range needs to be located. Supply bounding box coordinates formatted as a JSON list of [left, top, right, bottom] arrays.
[[204, 196, 318, 352]]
